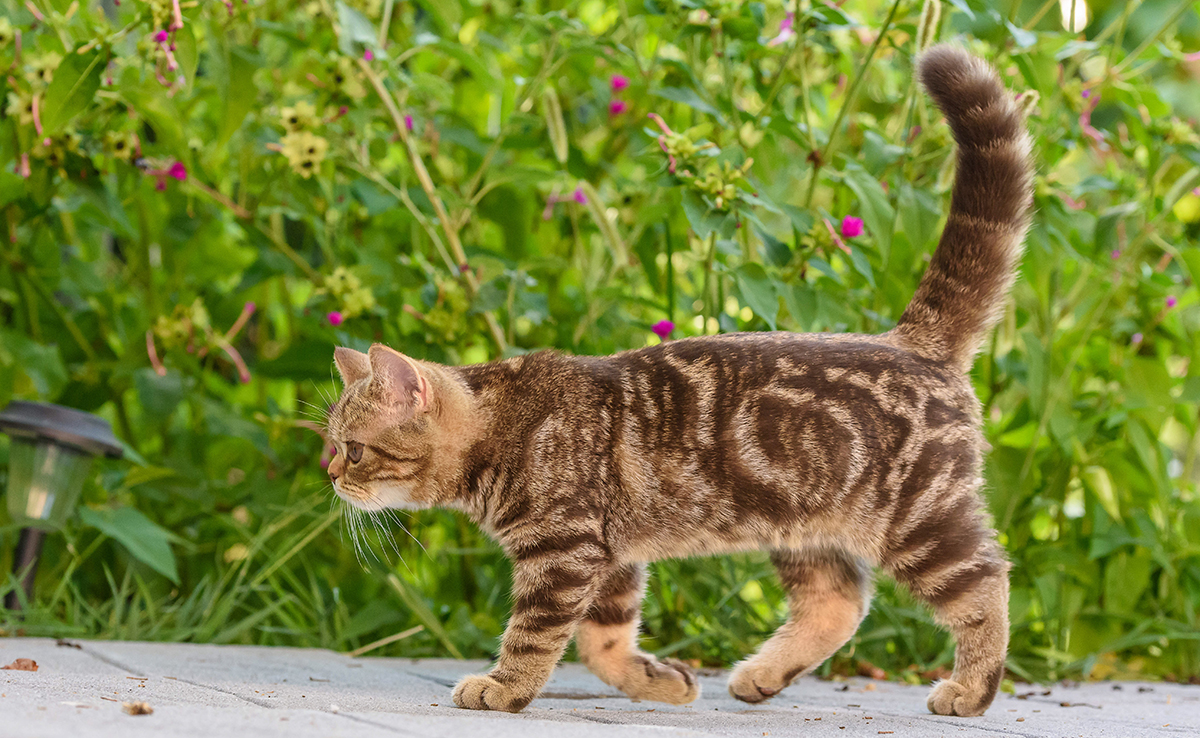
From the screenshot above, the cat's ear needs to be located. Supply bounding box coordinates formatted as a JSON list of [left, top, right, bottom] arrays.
[[367, 344, 430, 412], [333, 347, 371, 386]]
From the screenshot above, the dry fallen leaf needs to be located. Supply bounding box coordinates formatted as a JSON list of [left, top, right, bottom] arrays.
[[1, 658, 37, 672], [122, 701, 154, 716]]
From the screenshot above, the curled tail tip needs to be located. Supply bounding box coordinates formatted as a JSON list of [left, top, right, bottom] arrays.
[[917, 45, 1021, 126]]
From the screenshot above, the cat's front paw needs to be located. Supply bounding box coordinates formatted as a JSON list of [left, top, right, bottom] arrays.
[[727, 658, 797, 704], [451, 673, 532, 713], [927, 679, 989, 717]]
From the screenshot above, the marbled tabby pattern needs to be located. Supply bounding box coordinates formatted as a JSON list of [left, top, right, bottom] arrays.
[[324, 45, 1033, 718]]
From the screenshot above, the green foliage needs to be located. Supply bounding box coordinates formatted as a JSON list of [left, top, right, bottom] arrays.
[[1, 0, 1200, 684]]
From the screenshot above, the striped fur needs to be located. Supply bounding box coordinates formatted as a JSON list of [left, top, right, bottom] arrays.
[[892, 45, 1034, 371], [324, 46, 1031, 718]]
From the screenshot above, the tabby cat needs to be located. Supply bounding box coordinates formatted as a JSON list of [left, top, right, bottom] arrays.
[[324, 45, 1033, 717]]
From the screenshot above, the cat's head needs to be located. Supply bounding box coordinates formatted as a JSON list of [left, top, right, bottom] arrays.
[[325, 344, 442, 511]]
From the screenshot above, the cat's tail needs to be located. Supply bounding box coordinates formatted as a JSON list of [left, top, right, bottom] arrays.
[[891, 45, 1034, 372]]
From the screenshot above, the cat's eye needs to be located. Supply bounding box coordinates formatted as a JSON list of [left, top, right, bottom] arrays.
[[346, 442, 364, 463]]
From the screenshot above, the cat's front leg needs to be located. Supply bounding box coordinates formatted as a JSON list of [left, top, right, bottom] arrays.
[[452, 533, 609, 712]]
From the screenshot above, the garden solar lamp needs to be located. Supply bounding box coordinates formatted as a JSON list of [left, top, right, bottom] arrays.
[[0, 401, 122, 612]]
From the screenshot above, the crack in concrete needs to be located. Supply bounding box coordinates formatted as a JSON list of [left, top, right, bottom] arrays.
[[79, 647, 146, 677]]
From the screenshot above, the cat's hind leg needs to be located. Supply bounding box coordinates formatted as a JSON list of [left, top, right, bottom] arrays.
[[728, 548, 873, 703], [575, 563, 700, 705], [884, 495, 1010, 718]]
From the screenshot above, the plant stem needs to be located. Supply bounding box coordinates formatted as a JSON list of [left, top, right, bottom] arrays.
[[1112, 0, 1194, 75], [805, 0, 903, 208], [358, 58, 508, 355]]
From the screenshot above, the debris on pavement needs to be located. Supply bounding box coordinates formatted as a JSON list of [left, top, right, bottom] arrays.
[[1, 658, 38, 671], [122, 701, 154, 715]]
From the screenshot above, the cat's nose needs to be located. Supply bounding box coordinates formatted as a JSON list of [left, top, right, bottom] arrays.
[[329, 469, 339, 482]]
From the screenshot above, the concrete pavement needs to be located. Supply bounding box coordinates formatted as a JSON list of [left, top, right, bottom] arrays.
[[1, 638, 1197, 737]]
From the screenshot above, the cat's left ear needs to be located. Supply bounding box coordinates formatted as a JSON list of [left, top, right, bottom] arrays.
[[368, 344, 430, 412], [334, 347, 371, 386]]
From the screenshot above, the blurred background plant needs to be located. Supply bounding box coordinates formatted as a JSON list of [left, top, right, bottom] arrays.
[[2, 0, 1200, 685]]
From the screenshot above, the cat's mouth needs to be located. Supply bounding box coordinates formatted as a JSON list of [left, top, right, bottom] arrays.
[[333, 482, 388, 511]]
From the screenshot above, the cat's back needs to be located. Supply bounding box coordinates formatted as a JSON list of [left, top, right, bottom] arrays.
[[609, 331, 973, 412]]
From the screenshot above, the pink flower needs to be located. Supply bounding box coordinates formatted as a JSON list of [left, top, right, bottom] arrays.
[[1184, 51, 1200, 62], [840, 216, 864, 238], [573, 187, 587, 204], [609, 100, 628, 116], [155, 179, 167, 192], [1167, 296, 1178, 309], [328, 311, 344, 326], [154, 30, 169, 43], [1132, 332, 1143, 345], [404, 114, 413, 131], [363, 49, 375, 61], [167, 161, 187, 180], [651, 320, 675, 340], [1110, 249, 1121, 260], [768, 12, 796, 47], [611, 75, 630, 92]]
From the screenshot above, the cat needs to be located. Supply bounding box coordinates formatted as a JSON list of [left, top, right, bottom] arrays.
[[323, 44, 1033, 717]]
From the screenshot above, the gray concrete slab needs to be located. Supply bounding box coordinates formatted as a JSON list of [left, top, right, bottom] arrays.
[[1, 638, 1197, 737]]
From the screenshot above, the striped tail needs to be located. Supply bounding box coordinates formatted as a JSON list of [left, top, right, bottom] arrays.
[[892, 45, 1034, 371]]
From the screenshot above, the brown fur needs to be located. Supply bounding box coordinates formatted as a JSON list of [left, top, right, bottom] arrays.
[[324, 45, 1031, 717]]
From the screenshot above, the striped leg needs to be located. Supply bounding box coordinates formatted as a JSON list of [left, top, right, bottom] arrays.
[[729, 548, 872, 703], [885, 490, 1010, 717], [575, 564, 699, 704], [453, 535, 608, 712]]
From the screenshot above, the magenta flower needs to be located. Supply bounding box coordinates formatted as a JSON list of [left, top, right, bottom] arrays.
[[168, 161, 187, 180], [154, 30, 169, 43], [651, 320, 675, 340], [404, 114, 414, 131], [1110, 249, 1121, 260], [1132, 332, 1144, 345], [573, 186, 587, 204], [609, 100, 628, 116], [363, 49, 375, 61], [1167, 296, 1178, 309], [155, 179, 167, 192], [611, 75, 630, 92], [840, 216, 864, 238], [327, 311, 344, 326], [767, 12, 796, 47]]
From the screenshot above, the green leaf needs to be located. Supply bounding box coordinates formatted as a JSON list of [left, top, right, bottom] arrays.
[[841, 163, 894, 260], [782, 282, 817, 331], [336, 1, 379, 55], [219, 49, 259, 145], [79, 507, 180, 584], [897, 183, 941, 253], [40, 49, 105, 136], [653, 86, 723, 120], [0, 330, 67, 399], [174, 24, 199, 90], [846, 244, 876, 288], [681, 190, 731, 240], [735, 263, 778, 330]]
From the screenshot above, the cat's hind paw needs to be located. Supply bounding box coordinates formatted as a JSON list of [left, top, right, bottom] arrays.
[[451, 673, 533, 713], [727, 658, 802, 704], [621, 655, 700, 705]]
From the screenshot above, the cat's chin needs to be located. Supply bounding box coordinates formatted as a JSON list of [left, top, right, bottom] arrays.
[[336, 483, 432, 512]]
